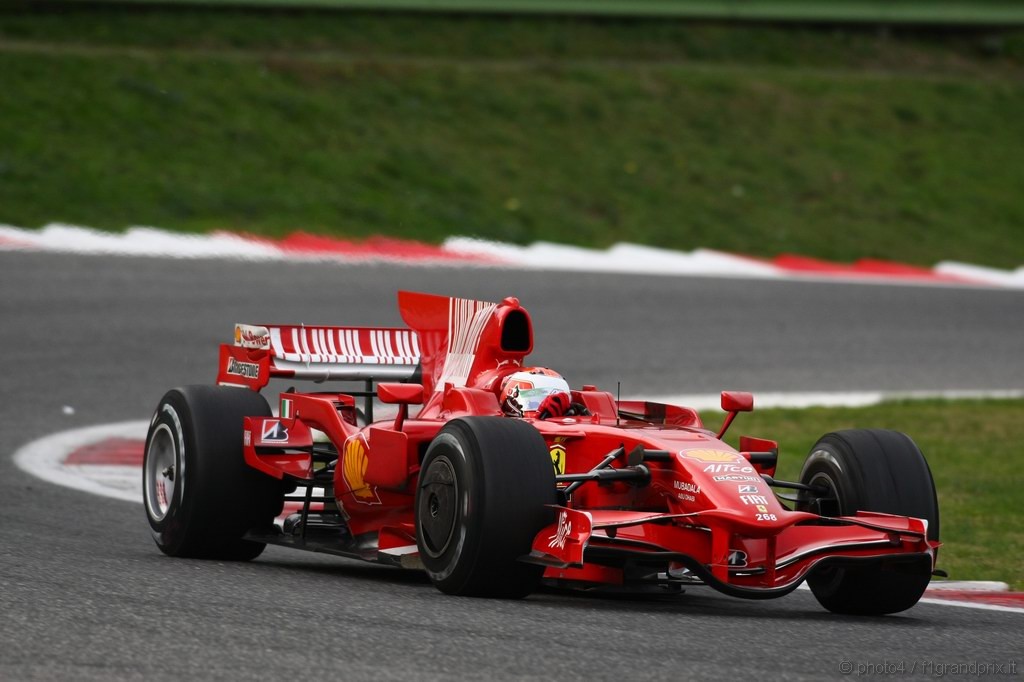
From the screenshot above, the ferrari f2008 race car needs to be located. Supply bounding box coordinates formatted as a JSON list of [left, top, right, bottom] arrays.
[[143, 291, 941, 614]]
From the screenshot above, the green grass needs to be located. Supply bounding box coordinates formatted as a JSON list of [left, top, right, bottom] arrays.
[[702, 399, 1024, 590], [1, 8, 1023, 266]]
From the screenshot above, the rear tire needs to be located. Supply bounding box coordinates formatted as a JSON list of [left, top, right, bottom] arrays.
[[416, 417, 556, 598], [143, 385, 285, 560], [800, 429, 939, 615]]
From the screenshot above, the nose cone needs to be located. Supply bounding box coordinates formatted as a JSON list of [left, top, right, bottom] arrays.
[[674, 448, 789, 532]]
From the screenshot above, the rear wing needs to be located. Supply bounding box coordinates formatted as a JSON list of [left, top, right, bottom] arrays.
[[217, 323, 421, 390], [216, 290, 534, 394]]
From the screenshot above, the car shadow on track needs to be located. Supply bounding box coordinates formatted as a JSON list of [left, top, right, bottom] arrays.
[[250, 552, 937, 625], [254, 552, 434, 585], [530, 587, 936, 625]]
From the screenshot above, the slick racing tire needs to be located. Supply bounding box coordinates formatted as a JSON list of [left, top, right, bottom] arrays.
[[799, 429, 939, 615], [415, 417, 556, 598], [143, 385, 285, 560]]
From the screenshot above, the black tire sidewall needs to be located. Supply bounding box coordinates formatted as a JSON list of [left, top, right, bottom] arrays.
[[800, 429, 938, 615], [143, 386, 280, 559], [415, 417, 556, 597], [144, 390, 194, 555], [417, 429, 479, 587], [801, 429, 939, 541]]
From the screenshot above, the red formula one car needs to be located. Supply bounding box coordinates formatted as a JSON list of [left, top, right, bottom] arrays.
[[143, 291, 941, 614]]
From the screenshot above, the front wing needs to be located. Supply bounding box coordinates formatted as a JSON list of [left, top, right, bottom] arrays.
[[527, 506, 937, 598]]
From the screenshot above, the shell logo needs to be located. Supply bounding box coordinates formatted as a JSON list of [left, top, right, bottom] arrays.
[[682, 449, 740, 463], [342, 437, 380, 504]]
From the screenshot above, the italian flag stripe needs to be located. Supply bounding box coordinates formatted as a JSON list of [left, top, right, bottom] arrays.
[[281, 398, 293, 419]]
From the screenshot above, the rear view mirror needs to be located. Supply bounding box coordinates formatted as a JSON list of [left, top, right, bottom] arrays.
[[721, 391, 753, 413], [717, 391, 753, 438], [378, 383, 424, 405]]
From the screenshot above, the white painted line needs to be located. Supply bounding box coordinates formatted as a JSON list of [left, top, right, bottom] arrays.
[[644, 389, 1024, 411], [642, 392, 884, 411], [927, 580, 1010, 592], [796, 583, 1024, 614]]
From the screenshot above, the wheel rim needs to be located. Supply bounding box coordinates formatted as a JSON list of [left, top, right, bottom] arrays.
[[417, 455, 459, 558], [806, 471, 842, 518], [145, 423, 177, 522], [803, 469, 847, 587]]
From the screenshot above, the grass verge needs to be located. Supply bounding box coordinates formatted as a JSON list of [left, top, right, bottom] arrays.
[[1, 8, 1023, 266], [703, 399, 1024, 591]]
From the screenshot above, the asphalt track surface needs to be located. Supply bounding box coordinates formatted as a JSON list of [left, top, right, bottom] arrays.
[[1, 251, 1022, 681]]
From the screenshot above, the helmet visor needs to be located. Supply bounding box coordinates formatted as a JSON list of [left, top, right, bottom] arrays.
[[515, 387, 562, 412]]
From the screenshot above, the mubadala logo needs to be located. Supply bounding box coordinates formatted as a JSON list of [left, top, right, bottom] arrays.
[[673, 480, 701, 495], [227, 357, 260, 379]]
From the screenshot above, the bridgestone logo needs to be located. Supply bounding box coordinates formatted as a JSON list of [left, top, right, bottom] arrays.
[[227, 358, 260, 379]]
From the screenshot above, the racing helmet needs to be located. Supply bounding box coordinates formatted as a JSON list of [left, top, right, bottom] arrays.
[[499, 367, 570, 417]]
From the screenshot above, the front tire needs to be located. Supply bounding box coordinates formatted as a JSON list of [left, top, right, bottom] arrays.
[[800, 429, 939, 615], [416, 417, 556, 598], [143, 385, 285, 560]]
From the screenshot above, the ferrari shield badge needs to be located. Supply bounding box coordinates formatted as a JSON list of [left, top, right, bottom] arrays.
[[549, 438, 567, 475]]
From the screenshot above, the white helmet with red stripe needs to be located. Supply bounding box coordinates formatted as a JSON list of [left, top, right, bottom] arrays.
[[499, 367, 570, 417]]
